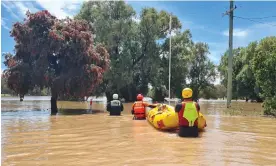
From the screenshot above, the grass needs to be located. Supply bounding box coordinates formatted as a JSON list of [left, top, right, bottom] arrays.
[[1, 94, 12, 97]]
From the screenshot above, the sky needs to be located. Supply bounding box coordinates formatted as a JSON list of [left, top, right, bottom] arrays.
[[1, 0, 276, 84]]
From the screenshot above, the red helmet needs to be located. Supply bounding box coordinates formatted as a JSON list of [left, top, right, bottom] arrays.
[[137, 94, 143, 101]]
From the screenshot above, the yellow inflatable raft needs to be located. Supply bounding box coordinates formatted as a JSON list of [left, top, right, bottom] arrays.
[[146, 104, 207, 130]]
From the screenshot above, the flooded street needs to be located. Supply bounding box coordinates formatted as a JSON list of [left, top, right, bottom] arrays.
[[1, 97, 276, 165]]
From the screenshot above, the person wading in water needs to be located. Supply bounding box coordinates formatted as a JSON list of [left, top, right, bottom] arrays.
[[175, 88, 200, 137]]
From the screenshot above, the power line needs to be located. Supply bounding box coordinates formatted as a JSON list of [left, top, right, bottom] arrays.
[[234, 15, 276, 27], [235, 16, 276, 19]]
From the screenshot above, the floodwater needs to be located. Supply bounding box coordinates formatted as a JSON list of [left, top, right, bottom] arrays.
[[1, 97, 276, 166]]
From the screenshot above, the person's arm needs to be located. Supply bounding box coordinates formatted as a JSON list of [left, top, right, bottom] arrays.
[[148, 104, 157, 108], [175, 103, 183, 113], [195, 102, 200, 112], [144, 102, 157, 108]]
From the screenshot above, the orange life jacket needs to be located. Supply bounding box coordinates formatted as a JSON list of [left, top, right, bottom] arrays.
[[133, 101, 147, 119]]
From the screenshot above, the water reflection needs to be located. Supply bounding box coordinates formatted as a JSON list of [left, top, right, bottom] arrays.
[[58, 109, 104, 115]]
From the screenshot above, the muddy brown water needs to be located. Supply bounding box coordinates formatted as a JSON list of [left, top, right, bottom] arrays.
[[1, 97, 276, 165]]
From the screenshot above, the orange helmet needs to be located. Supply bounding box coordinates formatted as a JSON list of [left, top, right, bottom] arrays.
[[137, 94, 143, 101]]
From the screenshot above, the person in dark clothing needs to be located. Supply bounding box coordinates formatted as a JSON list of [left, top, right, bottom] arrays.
[[106, 94, 124, 116], [175, 88, 200, 137]]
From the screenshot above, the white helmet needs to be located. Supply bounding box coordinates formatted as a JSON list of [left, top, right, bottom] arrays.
[[113, 94, 118, 100]]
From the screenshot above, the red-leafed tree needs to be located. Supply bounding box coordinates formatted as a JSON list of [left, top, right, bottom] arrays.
[[3, 10, 110, 114]]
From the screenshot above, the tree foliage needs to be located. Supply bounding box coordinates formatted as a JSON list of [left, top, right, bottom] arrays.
[[1, 75, 15, 95], [3, 10, 110, 113], [215, 84, 227, 99], [159, 30, 193, 99], [76, 1, 182, 101], [188, 42, 216, 100], [218, 46, 260, 101], [219, 36, 276, 116], [251, 37, 276, 115], [75, 1, 219, 102]]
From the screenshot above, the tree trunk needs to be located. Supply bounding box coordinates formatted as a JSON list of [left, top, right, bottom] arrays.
[[256, 97, 263, 103], [50, 81, 59, 115], [127, 85, 133, 102], [51, 97, 58, 115], [105, 92, 112, 102]]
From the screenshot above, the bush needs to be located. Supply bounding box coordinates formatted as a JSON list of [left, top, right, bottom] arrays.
[[263, 97, 276, 116]]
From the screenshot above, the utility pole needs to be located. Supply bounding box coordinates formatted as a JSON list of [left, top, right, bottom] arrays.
[[224, 0, 235, 108]]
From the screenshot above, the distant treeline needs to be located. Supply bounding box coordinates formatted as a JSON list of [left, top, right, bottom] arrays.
[[218, 36, 276, 116], [2, 1, 275, 116], [1, 77, 50, 96]]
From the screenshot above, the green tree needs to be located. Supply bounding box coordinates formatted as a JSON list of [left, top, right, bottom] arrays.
[[1, 74, 14, 95], [76, 1, 181, 101], [159, 30, 193, 99], [76, 1, 139, 101], [215, 84, 227, 99], [3, 10, 110, 114], [236, 43, 261, 101], [188, 42, 216, 100], [218, 45, 261, 101], [251, 36, 276, 115], [218, 47, 245, 100], [199, 85, 217, 99]]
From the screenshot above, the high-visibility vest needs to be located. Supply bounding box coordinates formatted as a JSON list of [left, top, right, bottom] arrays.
[[183, 102, 199, 127]]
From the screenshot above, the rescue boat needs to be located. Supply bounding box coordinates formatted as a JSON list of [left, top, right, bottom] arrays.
[[146, 104, 207, 130]]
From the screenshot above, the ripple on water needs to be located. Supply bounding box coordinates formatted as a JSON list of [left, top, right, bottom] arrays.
[[1, 100, 276, 165]]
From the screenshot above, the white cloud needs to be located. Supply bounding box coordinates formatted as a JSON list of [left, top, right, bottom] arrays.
[[232, 22, 276, 48], [208, 50, 225, 65], [1, 1, 21, 20], [36, 0, 82, 19], [2, 0, 83, 20], [202, 41, 228, 65], [208, 21, 276, 65], [171, 30, 177, 37], [13, 2, 38, 17], [132, 16, 141, 23], [213, 76, 221, 85], [65, 3, 79, 11], [15, 2, 39, 17], [213, 68, 221, 85], [186, 78, 191, 84], [223, 28, 249, 37], [1, 18, 10, 31], [165, 29, 178, 38], [2, 1, 39, 20]]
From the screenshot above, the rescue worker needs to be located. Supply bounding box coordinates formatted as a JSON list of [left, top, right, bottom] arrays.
[[175, 88, 200, 137], [131, 94, 156, 120], [106, 94, 124, 116]]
